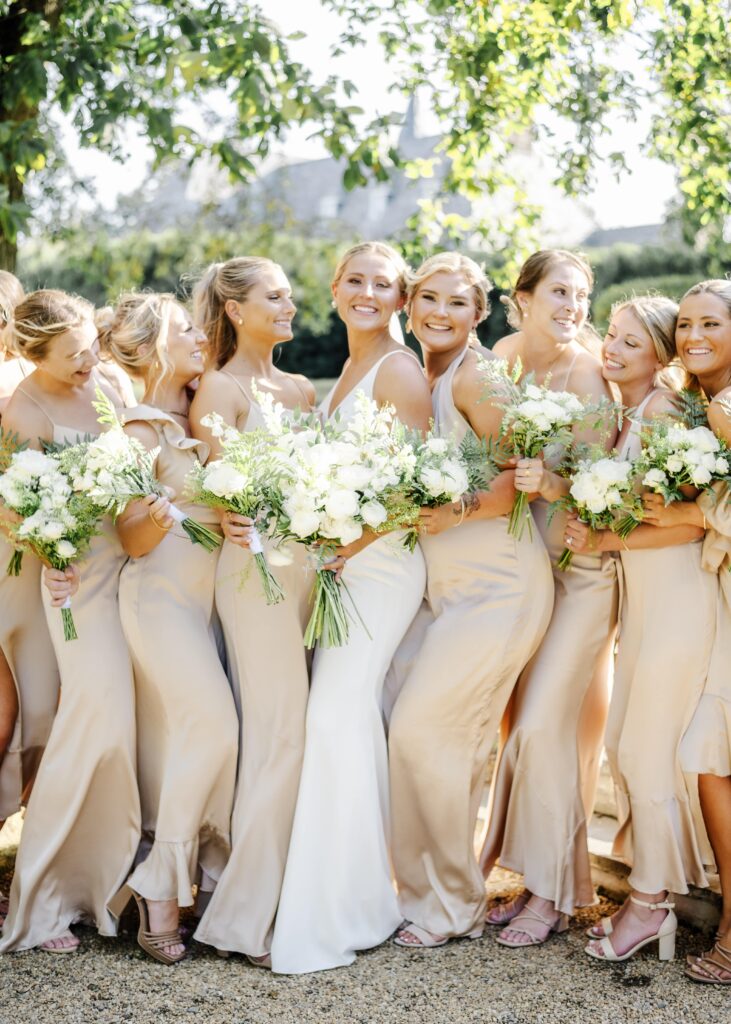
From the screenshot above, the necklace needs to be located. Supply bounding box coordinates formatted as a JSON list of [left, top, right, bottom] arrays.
[[160, 408, 188, 419]]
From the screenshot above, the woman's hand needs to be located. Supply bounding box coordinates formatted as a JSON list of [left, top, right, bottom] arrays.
[[221, 511, 255, 548], [514, 457, 547, 495], [641, 493, 703, 528], [321, 554, 347, 581], [43, 564, 80, 607], [418, 502, 462, 536], [144, 493, 174, 532], [563, 514, 602, 555]]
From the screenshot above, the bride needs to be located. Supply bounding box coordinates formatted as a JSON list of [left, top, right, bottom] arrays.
[[270, 242, 432, 974]]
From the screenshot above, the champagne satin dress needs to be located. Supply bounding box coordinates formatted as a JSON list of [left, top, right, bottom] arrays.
[[681, 481, 731, 838], [271, 352, 427, 974], [605, 393, 712, 893], [389, 347, 553, 938], [118, 408, 238, 907], [479, 359, 619, 915], [195, 377, 312, 958], [1, 398, 139, 951], [0, 373, 59, 822]]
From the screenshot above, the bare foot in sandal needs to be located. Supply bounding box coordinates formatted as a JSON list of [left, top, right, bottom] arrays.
[[40, 930, 80, 953]]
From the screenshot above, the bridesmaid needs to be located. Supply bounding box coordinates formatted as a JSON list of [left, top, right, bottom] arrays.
[[565, 296, 713, 962], [189, 257, 314, 963], [388, 253, 553, 948], [0, 290, 139, 953], [480, 249, 619, 946], [100, 293, 238, 964], [644, 280, 731, 984], [0, 272, 59, 877], [270, 241, 432, 974]]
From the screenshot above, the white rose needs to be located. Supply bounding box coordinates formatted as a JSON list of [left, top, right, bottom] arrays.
[[421, 467, 449, 497], [56, 540, 77, 559], [702, 452, 718, 471], [361, 500, 388, 528], [666, 454, 684, 474], [587, 495, 608, 514], [524, 384, 544, 400], [334, 519, 363, 546], [605, 488, 622, 507], [203, 463, 248, 499], [692, 466, 712, 486], [425, 437, 449, 455], [41, 520, 65, 541], [715, 456, 729, 474], [687, 427, 719, 453], [337, 464, 374, 490], [324, 488, 359, 520], [289, 508, 322, 538], [643, 468, 668, 488]]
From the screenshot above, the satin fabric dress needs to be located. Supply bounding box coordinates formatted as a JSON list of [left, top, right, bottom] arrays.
[[388, 348, 553, 938], [0, 370, 59, 822], [605, 393, 712, 893], [195, 377, 312, 957], [271, 351, 427, 974], [681, 483, 731, 826], [118, 408, 238, 907], [479, 361, 619, 915], [1, 400, 139, 951]]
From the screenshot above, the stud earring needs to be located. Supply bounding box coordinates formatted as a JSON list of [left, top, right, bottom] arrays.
[[238, 318, 243, 325]]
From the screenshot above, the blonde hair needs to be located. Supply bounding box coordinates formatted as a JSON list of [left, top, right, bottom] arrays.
[[97, 293, 177, 395], [405, 252, 491, 345], [0, 271, 25, 356], [331, 242, 409, 298], [192, 257, 278, 369], [610, 295, 680, 390], [502, 249, 594, 330], [11, 289, 93, 363]]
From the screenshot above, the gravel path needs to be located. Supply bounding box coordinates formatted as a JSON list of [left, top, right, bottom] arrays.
[[1, 849, 727, 1024]]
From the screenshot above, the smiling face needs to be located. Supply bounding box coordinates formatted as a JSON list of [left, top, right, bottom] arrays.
[[517, 260, 590, 344], [676, 292, 731, 380], [36, 319, 99, 386], [410, 270, 480, 353], [234, 266, 296, 344], [331, 253, 403, 333], [164, 303, 207, 383], [602, 307, 662, 391]]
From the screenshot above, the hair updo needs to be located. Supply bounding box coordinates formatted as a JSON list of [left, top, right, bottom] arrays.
[[11, 289, 93, 363], [96, 292, 178, 394], [501, 249, 594, 331], [192, 257, 279, 370]]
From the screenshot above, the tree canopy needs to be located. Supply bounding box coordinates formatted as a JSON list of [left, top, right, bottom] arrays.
[[1, 0, 729, 277]]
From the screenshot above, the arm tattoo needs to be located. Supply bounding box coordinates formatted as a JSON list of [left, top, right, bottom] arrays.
[[464, 491, 481, 517]]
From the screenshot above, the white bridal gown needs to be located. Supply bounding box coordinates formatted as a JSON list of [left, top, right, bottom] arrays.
[[270, 351, 427, 974]]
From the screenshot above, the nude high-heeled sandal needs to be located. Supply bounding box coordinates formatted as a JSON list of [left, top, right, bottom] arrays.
[[109, 884, 186, 966], [584, 895, 677, 963]]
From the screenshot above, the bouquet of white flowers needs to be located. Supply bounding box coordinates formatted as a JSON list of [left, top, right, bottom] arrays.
[[634, 421, 730, 504], [263, 391, 418, 648], [62, 390, 221, 552], [551, 453, 642, 570], [481, 359, 603, 538], [185, 411, 284, 605], [0, 426, 28, 574], [0, 448, 102, 639]]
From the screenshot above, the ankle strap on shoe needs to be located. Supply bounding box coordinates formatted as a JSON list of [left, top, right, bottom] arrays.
[[630, 895, 675, 911]]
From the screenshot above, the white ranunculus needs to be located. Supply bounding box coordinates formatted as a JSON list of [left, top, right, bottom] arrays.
[[203, 463, 248, 499], [702, 451, 719, 471], [56, 540, 77, 559], [666, 454, 684, 474], [692, 466, 712, 486], [425, 437, 449, 455], [361, 500, 388, 528], [587, 495, 608, 514], [333, 519, 363, 546], [605, 488, 622, 506], [716, 456, 729, 474], [421, 467, 449, 497], [687, 427, 719, 453]]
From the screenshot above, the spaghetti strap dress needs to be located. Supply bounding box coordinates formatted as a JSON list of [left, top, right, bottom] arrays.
[[271, 350, 427, 974], [195, 375, 313, 958], [118, 407, 238, 907], [389, 347, 553, 938], [1, 389, 139, 951]]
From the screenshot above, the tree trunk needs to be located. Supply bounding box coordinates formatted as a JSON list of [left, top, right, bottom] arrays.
[[0, 169, 22, 273]]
